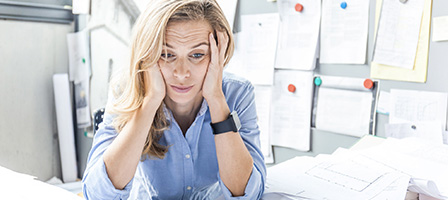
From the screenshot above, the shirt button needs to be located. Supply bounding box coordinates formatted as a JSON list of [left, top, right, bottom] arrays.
[[185, 154, 191, 159], [187, 186, 192, 190]]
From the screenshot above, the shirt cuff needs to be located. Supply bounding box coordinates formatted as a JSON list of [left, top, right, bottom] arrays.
[[83, 159, 134, 200], [218, 165, 263, 200]]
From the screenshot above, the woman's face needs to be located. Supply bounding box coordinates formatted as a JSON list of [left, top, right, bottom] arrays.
[[159, 20, 213, 106]]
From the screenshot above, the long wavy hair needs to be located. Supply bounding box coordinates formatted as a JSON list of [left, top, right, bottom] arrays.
[[107, 0, 234, 160]]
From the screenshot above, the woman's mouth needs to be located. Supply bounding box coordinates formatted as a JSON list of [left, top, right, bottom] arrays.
[[171, 85, 193, 93]]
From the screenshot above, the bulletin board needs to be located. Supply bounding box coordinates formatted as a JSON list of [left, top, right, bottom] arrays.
[[238, 0, 448, 165]]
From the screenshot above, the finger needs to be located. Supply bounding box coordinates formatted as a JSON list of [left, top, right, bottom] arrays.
[[209, 32, 219, 69], [217, 31, 228, 65]]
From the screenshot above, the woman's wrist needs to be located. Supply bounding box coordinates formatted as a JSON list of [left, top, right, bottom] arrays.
[[207, 93, 230, 123]]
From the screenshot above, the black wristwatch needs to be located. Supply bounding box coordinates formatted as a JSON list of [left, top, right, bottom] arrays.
[[210, 111, 241, 135]]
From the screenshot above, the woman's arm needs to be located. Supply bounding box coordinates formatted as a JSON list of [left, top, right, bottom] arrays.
[[103, 64, 166, 190]]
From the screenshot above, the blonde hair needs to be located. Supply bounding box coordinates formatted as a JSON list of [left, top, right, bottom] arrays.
[[107, 0, 234, 160]]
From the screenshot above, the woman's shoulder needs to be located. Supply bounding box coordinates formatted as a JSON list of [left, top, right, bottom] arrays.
[[222, 71, 254, 90]]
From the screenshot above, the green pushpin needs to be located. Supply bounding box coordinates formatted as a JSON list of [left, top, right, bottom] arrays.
[[314, 77, 322, 86], [84, 131, 88, 137], [82, 58, 86, 64]]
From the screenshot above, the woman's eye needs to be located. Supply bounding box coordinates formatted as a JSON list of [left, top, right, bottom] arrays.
[[161, 53, 174, 59], [192, 53, 204, 59]]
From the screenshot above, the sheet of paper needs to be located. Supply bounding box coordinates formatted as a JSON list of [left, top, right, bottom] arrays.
[[319, 0, 370, 64], [270, 70, 313, 151], [254, 85, 274, 163], [370, 0, 432, 82], [275, 0, 320, 70], [389, 89, 447, 129], [377, 91, 390, 115], [231, 13, 278, 85], [315, 87, 372, 137], [216, 0, 238, 31], [432, 16, 448, 42], [359, 137, 448, 198], [372, 0, 425, 69], [72, 0, 91, 14], [385, 122, 444, 144]]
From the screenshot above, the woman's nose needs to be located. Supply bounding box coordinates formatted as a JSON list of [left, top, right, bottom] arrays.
[[173, 59, 191, 79]]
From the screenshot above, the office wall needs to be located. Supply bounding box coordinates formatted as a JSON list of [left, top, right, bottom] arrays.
[[239, 0, 448, 164], [0, 19, 73, 181]]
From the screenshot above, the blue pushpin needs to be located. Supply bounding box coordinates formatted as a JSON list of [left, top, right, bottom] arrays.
[[314, 77, 322, 86], [340, 2, 347, 9]]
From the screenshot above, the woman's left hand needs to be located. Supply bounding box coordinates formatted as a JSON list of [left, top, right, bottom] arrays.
[[202, 31, 228, 102]]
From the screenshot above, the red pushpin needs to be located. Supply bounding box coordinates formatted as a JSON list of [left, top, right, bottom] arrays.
[[288, 84, 296, 92], [364, 79, 374, 89], [295, 3, 304, 12]]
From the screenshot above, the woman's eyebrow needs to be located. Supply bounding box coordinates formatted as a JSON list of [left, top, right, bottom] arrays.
[[191, 42, 209, 49]]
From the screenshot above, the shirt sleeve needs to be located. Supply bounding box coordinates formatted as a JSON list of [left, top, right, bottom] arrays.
[[81, 112, 134, 200], [219, 80, 267, 199]]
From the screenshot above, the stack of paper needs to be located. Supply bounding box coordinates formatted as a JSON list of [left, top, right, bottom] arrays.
[[263, 136, 448, 199]]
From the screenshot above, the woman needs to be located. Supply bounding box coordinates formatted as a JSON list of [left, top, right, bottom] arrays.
[[82, 0, 266, 199]]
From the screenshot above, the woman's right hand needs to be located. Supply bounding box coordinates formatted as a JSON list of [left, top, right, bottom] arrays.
[[142, 62, 166, 104]]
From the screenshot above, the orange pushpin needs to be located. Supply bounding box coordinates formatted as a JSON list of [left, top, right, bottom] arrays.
[[295, 3, 304, 12], [288, 84, 296, 92], [364, 79, 374, 89]]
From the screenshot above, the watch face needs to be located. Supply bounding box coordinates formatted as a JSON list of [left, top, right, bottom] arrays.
[[231, 111, 241, 131]]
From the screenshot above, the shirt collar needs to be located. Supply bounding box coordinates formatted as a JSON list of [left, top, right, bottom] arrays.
[[162, 99, 209, 121]]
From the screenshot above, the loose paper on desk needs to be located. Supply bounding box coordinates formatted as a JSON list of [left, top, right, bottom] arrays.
[[370, 0, 431, 83], [432, 16, 448, 42], [270, 70, 313, 151], [67, 29, 92, 128], [319, 0, 369, 64], [254, 85, 274, 164], [372, 0, 425, 69], [216, 0, 238, 31], [234, 13, 278, 85], [389, 89, 447, 129], [275, 0, 320, 70], [385, 122, 444, 144]]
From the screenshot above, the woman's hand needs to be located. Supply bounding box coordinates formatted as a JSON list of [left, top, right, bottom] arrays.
[[142, 62, 166, 104], [202, 31, 229, 102]]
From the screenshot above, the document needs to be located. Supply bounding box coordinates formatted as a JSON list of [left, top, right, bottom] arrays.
[[216, 0, 238, 31], [377, 91, 391, 115], [236, 13, 278, 85], [72, 0, 90, 14], [270, 70, 313, 151], [389, 89, 448, 129], [432, 16, 448, 42], [313, 76, 375, 137], [372, 0, 425, 69], [275, 0, 320, 70], [370, 0, 432, 83], [254, 85, 274, 163], [320, 0, 370, 64], [67, 29, 92, 128], [385, 122, 444, 144]]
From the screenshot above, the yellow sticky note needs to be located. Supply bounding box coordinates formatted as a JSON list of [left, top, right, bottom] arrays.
[[370, 0, 432, 83]]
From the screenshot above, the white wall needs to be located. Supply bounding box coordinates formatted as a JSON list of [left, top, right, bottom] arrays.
[[0, 19, 73, 181]]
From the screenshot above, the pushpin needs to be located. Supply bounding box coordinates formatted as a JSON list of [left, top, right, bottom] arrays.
[[340, 2, 347, 9], [288, 84, 296, 93], [399, 0, 408, 3], [411, 125, 416, 130], [82, 58, 86, 64], [363, 79, 374, 89], [295, 3, 304, 12], [314, 77, 322, 86]]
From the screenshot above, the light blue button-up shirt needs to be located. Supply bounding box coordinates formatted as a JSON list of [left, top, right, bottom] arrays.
[[82, 72, 266, 200]]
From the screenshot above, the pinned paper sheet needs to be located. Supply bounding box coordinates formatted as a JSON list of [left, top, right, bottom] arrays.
[[226, 13, 278, 85], [276, 0, 321, 70], [254, 85, 274, 163], [372, 0, 425, 69], [313, 76, 378, 137], [389, 89, 448, 129], [216, 0, 238, 31], [370, 0, 432, 83], [320, 0, 370, 64], [385, 122, 444, 144], [432, 16, 448, 42], [271, 70, 314, 151]]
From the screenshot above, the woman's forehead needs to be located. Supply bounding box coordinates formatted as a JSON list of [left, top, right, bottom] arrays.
[[165, 20, 213, 44]]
